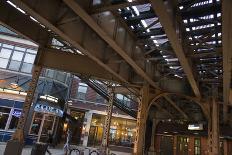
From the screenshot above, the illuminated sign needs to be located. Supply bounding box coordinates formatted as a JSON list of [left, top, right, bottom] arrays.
[[12, 110, 22, 118], [34, 104, 63, 117], [188, 124, 203, 130]]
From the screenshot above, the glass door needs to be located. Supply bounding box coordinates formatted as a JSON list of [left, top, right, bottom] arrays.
[[160, 136, 174, 155], [177, 136, 189, 155]]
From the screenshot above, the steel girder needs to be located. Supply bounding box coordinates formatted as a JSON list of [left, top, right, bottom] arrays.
[[6, 0, 160, 89], [149, 0, 201, 98]]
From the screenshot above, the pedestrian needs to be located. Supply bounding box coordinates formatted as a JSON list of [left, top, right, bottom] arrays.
[[46, 130, 53, 155]]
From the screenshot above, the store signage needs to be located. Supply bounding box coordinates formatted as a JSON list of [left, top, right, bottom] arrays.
[[34, 104, 63, 117], [12, 110, 22, 118]]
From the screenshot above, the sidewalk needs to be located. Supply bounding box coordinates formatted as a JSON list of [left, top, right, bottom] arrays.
[[0, 143, 132, 155], [0, 144, 64, 155]]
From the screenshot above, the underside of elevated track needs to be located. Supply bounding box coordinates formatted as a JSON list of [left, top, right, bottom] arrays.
[[0, 0, 232, 154]]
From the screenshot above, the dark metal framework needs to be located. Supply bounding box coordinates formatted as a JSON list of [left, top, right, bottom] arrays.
[[0, 0, 230, 126]]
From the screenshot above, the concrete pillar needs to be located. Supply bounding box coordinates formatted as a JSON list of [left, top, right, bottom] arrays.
[[148, 119, 159, 155], [208, 97, 219, 155], [134, 84, 149, 155], [4, 65, 42, 155], [82, 111, 93, 147], [101, 89, 114, 154]]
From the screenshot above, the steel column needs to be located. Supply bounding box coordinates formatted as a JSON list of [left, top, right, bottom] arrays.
[[208, 97, 219, 155], [148, 119, 159, 155], [134, 84, 149, 155], [4, 65, 41, 155], [101, 88, 114, 154]]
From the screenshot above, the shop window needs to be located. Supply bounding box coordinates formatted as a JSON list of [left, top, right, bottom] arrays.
[[194, 138, 201, 155], [30, 113, 43, 135], [9, 109, 21, 130], [177, 136, 189, 155], [88, 114, 136, 147], [0, 107, 11, 130], [41, 115, 54, 135]]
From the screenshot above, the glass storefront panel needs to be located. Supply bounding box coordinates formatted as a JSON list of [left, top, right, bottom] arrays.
[[88, 114, 136, 147], [9, 109, 21, 130], [30, 113, 43, 135], [0, 107, 10, 130]]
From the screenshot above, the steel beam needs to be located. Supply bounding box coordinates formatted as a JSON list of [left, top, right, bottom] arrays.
[[6, 0, 131, 84], [222, 0, 232, 123], [64, 0, 159, 89], [38, 48, 120, 81], [91, 1, 148, 14], [150, 0, 201, 98]]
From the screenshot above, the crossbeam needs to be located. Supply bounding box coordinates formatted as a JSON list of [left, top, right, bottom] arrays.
[[150, 0, 201, 98], [64, 0, 159, 89]]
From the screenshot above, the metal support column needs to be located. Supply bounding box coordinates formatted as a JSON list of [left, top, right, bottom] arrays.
[[101, 88, 114, 154], [148, 119, 159, 155], [208, 94, 219, 155], [224, 139, 228, 155], [4, 65, 42, 155], [134, 84, 149, 155]]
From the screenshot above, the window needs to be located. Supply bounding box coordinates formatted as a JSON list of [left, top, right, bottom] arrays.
[[21, 63, 33, 73], [30, 113, 43, 135], [88, 114, 136, 147], [0, 48, 12, 68], [15, 46, 26, 52], [11, 51, 24, 61], [0, 107, 10, 130], [46, 69, 55, 78], [56, 71, 67, 82], [23, 53, 35, 63], [9, 109, 21, 130], [0, 48, 12, 58], [0, 58, 9, 68], [8, 60, 21, 71], [96, 94, 104, 103], [2, 44, 13, 49], [77, 83, 88, 100], [194, 138, 201, 155]]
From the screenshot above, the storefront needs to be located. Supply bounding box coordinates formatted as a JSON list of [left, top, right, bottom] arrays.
[[0, 98, 23, 142], [28, 96, 64, 143], [87, 113, 136, 148]]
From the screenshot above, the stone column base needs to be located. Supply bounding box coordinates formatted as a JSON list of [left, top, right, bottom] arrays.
[[4, 139, 24, 155], [148, 150, 156, 155]]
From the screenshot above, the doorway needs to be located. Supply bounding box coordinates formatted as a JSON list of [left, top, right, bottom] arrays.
[[160, 135, 174, 155], [177, 136, 189, 155]]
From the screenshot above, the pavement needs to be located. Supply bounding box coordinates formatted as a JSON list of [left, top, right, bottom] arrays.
[[0, 143, 132, 155]]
